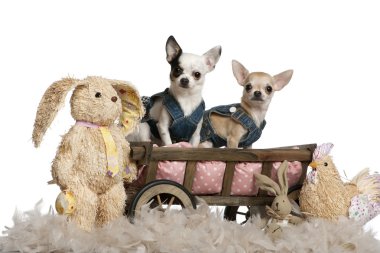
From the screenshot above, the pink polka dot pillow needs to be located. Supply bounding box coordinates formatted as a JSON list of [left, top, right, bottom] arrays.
[[230, 162, 263, 196], [192, 161, 226, 194], [271, 160, 303, 188], [155, 142, 192, 184], [154, 142, 303, 197], [156, 160, 186, 184]]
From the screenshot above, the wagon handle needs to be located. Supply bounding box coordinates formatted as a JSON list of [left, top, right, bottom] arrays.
[[129, 141, 153, 165]]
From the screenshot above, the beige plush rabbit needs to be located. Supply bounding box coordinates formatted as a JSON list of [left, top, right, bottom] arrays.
[[254, 160, 304, 239], [32, 76, 144, 231]]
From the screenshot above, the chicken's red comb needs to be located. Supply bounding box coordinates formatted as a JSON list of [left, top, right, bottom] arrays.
[[313, 143, 334, 160]]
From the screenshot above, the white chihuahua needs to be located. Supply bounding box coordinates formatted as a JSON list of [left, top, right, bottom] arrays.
[[135, 36, 221, 146], [199, 60, 293, 148]]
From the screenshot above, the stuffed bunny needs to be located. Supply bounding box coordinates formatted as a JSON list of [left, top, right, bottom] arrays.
[[32, 76, 144, 231], [254, 160, 304, 239]]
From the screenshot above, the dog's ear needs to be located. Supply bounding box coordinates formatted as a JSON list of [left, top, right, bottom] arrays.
[[203, 46, 222, 72], [166, 35, 182, 63], [232, 60, 249, 85], [273, 70, 293, 91]]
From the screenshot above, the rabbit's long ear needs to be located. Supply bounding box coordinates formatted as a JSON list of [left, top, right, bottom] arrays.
[[254, 173, 281, 196], [112, 81, 145, 135], [277, 160, 289, 195], [32, 77, 78, 147]]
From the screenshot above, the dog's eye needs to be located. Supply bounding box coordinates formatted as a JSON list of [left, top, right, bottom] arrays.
[[266, 86, 273, 93], [245, 83, 252, 92], [324, 162, 328, 166], [95, 92, 102, 98], [193, 72, 201, 80]]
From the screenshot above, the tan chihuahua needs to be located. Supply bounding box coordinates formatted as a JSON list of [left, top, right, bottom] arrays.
[[199, 60, 293, 148]]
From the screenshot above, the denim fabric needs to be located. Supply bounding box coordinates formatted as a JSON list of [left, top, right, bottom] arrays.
[[143, 88, 205, 143], [200, 103, 266, 148]]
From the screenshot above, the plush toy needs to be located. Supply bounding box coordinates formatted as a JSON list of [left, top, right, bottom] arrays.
[[254, 160, 304, 240], [32, 76, 144, 231], [299, 143, 380, 223]]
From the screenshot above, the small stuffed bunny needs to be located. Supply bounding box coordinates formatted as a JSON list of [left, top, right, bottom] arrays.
[[32, 76, 144, 231], [254, 160, 304, 239]]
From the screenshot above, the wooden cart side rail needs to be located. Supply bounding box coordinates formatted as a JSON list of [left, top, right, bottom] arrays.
[[130, 144, 316, 163], [200, 184, 302, 206], [257, 161, 274, 196], [199, 195, 274, 206], [183, 161, 197, 190], [221, 162, 236, 196]]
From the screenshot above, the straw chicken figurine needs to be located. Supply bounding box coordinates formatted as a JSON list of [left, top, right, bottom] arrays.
[[299, 143, 380, 223]]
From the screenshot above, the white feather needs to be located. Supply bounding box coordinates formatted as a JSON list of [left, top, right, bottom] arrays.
[[1, 199, 379, 252]]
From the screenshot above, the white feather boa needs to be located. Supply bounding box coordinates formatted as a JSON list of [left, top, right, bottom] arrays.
[[1, 199, 379, 253]]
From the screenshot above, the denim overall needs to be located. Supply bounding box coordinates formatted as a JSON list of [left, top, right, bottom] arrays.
[[200, 103, 266, 148], [142, 88, 205, 143]]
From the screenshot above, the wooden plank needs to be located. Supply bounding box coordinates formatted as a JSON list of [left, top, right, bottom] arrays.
[[199, 195, 274, 206], [129, 146, 146, 160], [130, 146, 315, 162], [129, 142, 153, 165], [257, 161, 273, 197], [145, 161, 158, 183], [221, 162, 236, 196], [261, 161, 272, 177], [183, 161, 197, 191]]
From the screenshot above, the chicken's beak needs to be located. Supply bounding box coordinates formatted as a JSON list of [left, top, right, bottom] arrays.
[[309, 161, 317, 169]]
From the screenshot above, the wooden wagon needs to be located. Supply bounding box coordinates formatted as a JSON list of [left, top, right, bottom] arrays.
[[125, 142, 316, 223]]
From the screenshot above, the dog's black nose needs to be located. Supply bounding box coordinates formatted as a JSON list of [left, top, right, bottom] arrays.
[[254, 91, 262, 97], [180, 78, 189, 87]]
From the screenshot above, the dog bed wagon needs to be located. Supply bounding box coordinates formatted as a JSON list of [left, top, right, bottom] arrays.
[[125, 142, 316, 222]]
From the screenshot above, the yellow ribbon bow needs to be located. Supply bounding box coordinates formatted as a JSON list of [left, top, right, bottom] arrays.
[[76, 121, 119, 177], [99, 126, 120, 177]]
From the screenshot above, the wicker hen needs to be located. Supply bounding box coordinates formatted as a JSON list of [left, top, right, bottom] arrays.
[[299, 143, 380, 222]]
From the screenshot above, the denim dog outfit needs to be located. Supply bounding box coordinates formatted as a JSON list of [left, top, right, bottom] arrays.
[[142, 88, 205, 143], [200, 103, 266, 148]]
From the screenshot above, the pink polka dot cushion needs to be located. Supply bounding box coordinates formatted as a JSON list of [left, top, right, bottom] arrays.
[[192, 161, 226, 194], [155, 142, 192, 184], [156, 160, 186, 184], [271, 160, 303, 188], [154, 142, 303, 196], [230, 162, 262, 196]]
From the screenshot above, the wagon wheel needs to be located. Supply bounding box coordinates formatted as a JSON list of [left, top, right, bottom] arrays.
[[128, 179, 197, 221], [224, 184, 303, 224]]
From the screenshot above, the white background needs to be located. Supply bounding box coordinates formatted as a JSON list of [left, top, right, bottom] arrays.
[[1, 0, 379, 239]]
